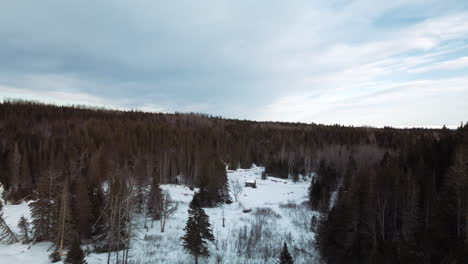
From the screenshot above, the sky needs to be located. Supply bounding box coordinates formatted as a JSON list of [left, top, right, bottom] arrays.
[[1, 0, 467, 128]]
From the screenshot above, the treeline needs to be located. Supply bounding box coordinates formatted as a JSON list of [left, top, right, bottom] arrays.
[[0, 99, 461, 263], [0, 99, 445, 196], [313, 124, 467, 263]]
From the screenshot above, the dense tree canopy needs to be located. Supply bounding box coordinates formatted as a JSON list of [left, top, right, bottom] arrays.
[[0, 100, 465, 263]]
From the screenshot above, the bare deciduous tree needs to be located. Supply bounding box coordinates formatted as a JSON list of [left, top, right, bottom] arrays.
[[158, 191, 178, 232], [231, 179, 243, 202]]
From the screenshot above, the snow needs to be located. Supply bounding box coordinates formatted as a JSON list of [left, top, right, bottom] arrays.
[[229, 167, 308, 208], [0, 242, 53, 264], [0, 166, 320, 263], [2, 201, 32, 234]]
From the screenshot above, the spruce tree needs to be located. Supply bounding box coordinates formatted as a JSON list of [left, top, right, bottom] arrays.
[[49, 250, 61, 263], [55, 181, 75, 255], [88, 183, 105, 239], [278, 242, 293, 264], [181, 193, 214, 264], [0, 213, 19, 244], [17, 216, 31, 244], [30, 166, 59, 242], [147, 176, 163, 222], [219, 180, 232, 204], [65, 234, 87, 264]]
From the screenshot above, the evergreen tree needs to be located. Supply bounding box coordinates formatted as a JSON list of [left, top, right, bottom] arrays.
[[0, 213, 19, 244], [219, 180, 232, 204], [88, 183, 105, 239], [277, 242, 293, 264], [55, 181, 75, 255], [65, 234, 87, 264], [147, 176, 163, 222], [30, 166, 59, 242], [30, 196, 52, 241], [17, 216, 31, 244], [181, 193, 214, 264], [71, 177, 92, 239], [49, 250, 61, 263]]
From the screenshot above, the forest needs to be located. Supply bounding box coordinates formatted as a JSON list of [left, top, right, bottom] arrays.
[[0, 99, 467, 263]]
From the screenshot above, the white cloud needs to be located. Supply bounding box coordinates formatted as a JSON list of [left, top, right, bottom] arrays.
[[411, 56, 468, 72], [252, 11, 468, 127], [256, 77, 468, 126], [0, 1, 467, 127], [0, 85, 116, 108]]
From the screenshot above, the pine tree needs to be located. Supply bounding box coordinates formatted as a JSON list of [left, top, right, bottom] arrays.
[[89, 182, 105, 239], [49, 250, 61, 263], [65, 234, 87, 264], [71, 177, 92, 239], [219, 180, 232, 204], [147, 176, 163, 223], [17, 216, 31, 244], [277, 242, 293, 264], [30, 166, 59, 242], [55, 180, 75, 256], [0, 213, 19, 244], [181, 193, 215, 264]]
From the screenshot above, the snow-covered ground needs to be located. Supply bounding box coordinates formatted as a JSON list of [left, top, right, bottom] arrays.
[[0, 166, 319, 264]]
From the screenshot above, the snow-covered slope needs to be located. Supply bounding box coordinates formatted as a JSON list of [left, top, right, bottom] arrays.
[[0, 166, 319, 264]]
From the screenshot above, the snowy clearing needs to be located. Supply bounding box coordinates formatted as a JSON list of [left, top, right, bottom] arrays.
[[0, 166, 319, 264]]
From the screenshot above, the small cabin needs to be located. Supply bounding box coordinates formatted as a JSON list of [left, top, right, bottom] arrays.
[[245, 180, 257, 188]]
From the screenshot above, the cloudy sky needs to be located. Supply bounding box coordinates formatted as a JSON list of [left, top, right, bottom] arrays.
[[1, 0, 467, 127]]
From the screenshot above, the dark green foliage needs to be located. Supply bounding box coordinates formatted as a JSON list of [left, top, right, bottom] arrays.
[[219, 180, 232, 204], [0, 100, 465, 263], [65, 234, 87, 264], [17, 216, 30, 244], [181, 193, 214, 264], [30, 197, 52, 242], [89, 183, 105, 239], [49, 250, 61, 263], [0, 213, 19, 244], [309, 160, 338, 211], [197, 157, 230, 207], [29, 165, 63, 243], [316, 124, 467, 264], [278, 242, 293, 264], [147, 177, 163, 221]]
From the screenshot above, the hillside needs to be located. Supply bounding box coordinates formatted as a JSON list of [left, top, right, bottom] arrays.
[[0, 167, 318, 263], [0, 101, 466, 263]]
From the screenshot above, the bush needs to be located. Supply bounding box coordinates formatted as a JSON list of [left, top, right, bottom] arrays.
[[49, 251, 61, 263], [286, 204, 314, 232], [279, 201, 297, 209], [253, 207, 281, 219]]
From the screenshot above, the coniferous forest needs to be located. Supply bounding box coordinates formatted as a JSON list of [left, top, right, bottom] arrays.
[[0, 100, 467, 263]]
